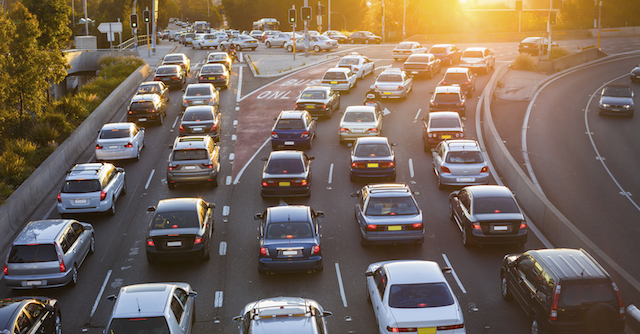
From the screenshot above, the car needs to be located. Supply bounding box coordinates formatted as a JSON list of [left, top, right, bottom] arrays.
[[255, 205, 324, 273], [432, 139, 489, 188], [449, 185, 527, 247], [518, 37, 557, 55], [145, 198, 215, 262], [430, 44, 463, 65], [172, 31, 184, 42], [459, 47, 495, 74], [630, 63, 640, 82], [422, 111, 465, 151], [294, 86, 340, 118], [219, 35, 259, 51], [0, 297, 61, 333], [265, 32, 298, 48], [321, 68, 357, 93], [197, 63, 229, 88], [181, 83, 219, 111], [438, 67, 476, 97], [260, 30, 280, 42], [270, 110, 316, 150], [429, 86, 467, 116], [336, 53, 376, 79], [95, 122, 145, 161], [136, 81, 170, 104], [179, 106, 221, 141], [206, 52, 233, 71], [105, 283, 197, 334], [166, 135, 221, 188], [260, 150, 313, 198], [365, 260, 465, 333], [598, 84, 634, 117], [373, 68, 413, 99], [3, 219, 95, 289], [284, 35, 338, 52], [162, 53, 191, 74], [348, 31, 381, 44], [153, 64, 187, 88], [392, 41, 427, 61], [349, 136, 397, 182], [214, 31, 229, 41], [500, 248, 625, 334], [338, 105, 383, 144], [57, 163, 126, 216], [192, 33, 220, 49], [127, 93, 168, 124], [249, 30, 263, 39], [401, 53, 442, 78], [181, 32, 196, 45], [233, 297, 332, 333], [353, 183, 424, 245], [322, 30, 348, 43]]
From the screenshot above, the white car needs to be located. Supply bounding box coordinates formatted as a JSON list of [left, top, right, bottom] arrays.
[[249, 30, 263, 39], [193, 33, 220, 49], [460, 47, 496, 74], [214, 31, 228, 41], [265, 32, 299, 48], [366, 260, 466, 334], [374, 68, 413, 99], [321, 68, 357, 92], [219, 35, 259, 51], [336, 53, 376, 79], [284, 35, 338, 52], [392, 41, 427, 61], [95, 122, 145, 161]]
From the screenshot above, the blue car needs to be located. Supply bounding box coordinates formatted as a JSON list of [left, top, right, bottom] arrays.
[[271, 110, 316, 150], [256, 205, 324, 274]]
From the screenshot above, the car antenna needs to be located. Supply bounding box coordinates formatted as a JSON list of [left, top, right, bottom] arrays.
[[136, 298, 141, 312]]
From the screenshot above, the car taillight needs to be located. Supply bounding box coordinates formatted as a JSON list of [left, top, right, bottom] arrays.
[[100, 190, 107, 201], [412, 223, 422, 229], [367, 128, 378, 133], [351, 162, 358, 168], [550, 284, 561, 320], [128, 111, 133, 114], [366, 224, 377, 231], [440, 80, 446, 85], [295, 103, 301, 108], [3, 264, 7, 275], [612, 281, 624, 318], [441, 165, 450, 173], [183, 100, 188, 104], [168, 165, 177, 171], [153, 77, 161, 81], [194, 236, 203, 244], [460, 102, 465, 106], [124, 142, 133, 148], [311, 245, 320, 254], [57, 193, 61, 202], [353, 67, 359, 72], [430, 102, 435, 106], [260, 247, 270, 256], [262, 181, 268, 187], [146, 239, 155, 246], [465, 80, 471, 85], [428, 133, 435, 138], [210, 124, 217, 131], [172, 76, 179, 80], [519, 222, 527, 229], [321, 104, 327, 109], [397, 86, 403, 91], [199, 76, 204, 80], [402, 65, 406, 70], [455, 132, 464, 138], [388, 162, 395, 168], [56, 244, 65, 273], [96, 144, 103, 149], [202, 163, 213, 169], [271, 131, 278, 138], [481, 166, 488, 173], [339, 127, 349, 133], [301, 131, 309, 138], [387, 326, 417, 332], [471, 222, 481, 230], [179, 125, 185, 133], [437, 324, 464, 330], [300, 179, 308, 186]]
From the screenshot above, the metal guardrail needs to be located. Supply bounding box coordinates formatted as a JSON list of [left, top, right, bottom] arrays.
[[117, 35, 149, 50], [628, 305, 640, 333]]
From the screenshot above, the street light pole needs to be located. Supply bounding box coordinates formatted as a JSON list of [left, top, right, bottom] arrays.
[[83, 0, 88, 35], [328, 0, 331, 31], [402, 0, 406, 41], [382, 0, 385, 43]]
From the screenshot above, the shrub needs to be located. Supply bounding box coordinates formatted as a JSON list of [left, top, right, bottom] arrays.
[[0, 151, 33, 186], [511, 53, 538, 71], [28, 122, 60, 146], [5, 139, 38, 165], [550, 46, 571, 60], [42, 113, 74, 138]]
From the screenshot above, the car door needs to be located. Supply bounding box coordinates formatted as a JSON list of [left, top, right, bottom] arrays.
[[348, 70, 357, 87], [305, 113, 316, 138], [170, 290, 189, 334], [370, 267, 389, 332], [71, 221, 90, 261], [364, 57, 374, 75], [355, 191, 367, 231], [330, 90, 340, 110], [508, 255, 538, 315], [61, 225, 81, 269], [432, 143, 444, 173], [403, 73, 412, 92]]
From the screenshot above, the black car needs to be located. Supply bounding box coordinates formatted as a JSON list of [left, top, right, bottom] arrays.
[[347, 31, 381, 44], [179, 106, 221, 141], [136, 81, 170, 104], [429, 44, 463, 66], [630, 63, 640, 82], [198, 64, 229, 88], [430, 86, 467, 116], [349, 136, 397, 182], [518, 37, 557, 55], [153, 65, 186, 88], [294, 86, 341, 118], [401, 53, 441, 78], [449, 185, 527, 247], [127, 93, 167, 125], [0, 297, 61, 334], [145, 198, 215, 263], [206, 52, 233, 71], [598, 84, 634, 117], [438, 67, 476, 97], [501, 248, 625, 334], [261, 151, 313, 198], [255, 205, 324, 274]]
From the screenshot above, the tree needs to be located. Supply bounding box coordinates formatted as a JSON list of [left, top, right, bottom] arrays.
[[21, 0, 72, 50]]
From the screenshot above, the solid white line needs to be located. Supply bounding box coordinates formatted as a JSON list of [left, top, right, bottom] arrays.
[[236, 66, 243, 103], [223, 206, 230, 216], [233, 137, 270, 185], [414, 108, 422, 120], [441, 254, 466, 294], [90, 270, 112, 317], [226, 176, 232, 185], [214, 291, 223, 307], [43, 203, 57, 220], [408, 159, 414, 178], [231, 134, 237, 141], [145, 169, 155, 190], [233, 120, 238, 126], [235, 107, 240, 111], [172, 115, 179, 129], [335, 263, 348, 307], [219, 241, 227, 256], [328, 163, 334, 184]]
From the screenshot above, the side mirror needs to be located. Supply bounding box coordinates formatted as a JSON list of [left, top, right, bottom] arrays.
[[392, 143, 398, 146], [140, 127, 145, 131], [316, 211, 324, 218], [232, 316, 243, 323], [429, 91, 434, 94], [106, 295, 117, 301], [308, 156, 315, 160], [83, 225, 93, 231], [347, 142, 353, 148], [254, 213, 262, 220], [189, 291, 198, 298], [323, 311, 333, 318], [350, 191, 359, 197], [168, 144, 174, 149], [148, 206, 157, 211], [365, 271, 374, 276], [442, 267, 452, 274], [207, 203, 216, 209]]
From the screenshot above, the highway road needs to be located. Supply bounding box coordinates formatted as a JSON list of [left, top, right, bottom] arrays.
[[1, 36, 638, 334]]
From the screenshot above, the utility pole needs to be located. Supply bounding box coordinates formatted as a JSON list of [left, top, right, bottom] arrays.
[[597, 1, 602, 49], [132, 0, 138, 52], [83, 0, 88, 35], [547, 0, 552, 60], [151, 0, 157, 54], [381, 0, 385, 43], [304, 0, 309, 57], [402, 0, 406, 41], [328, 0, 331, 31]]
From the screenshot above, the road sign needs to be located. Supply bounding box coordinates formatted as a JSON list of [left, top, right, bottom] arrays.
[[317, 15, 322, 26], [98, 22, 123, 33], [106, 32, 115, 42]]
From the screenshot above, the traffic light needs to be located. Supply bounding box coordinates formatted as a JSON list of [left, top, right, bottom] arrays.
[[143, 10, 150, 23], [288, 8, 296, 24], [301, 6, 312, 21], [318, 4, 325, 16], [130, 13, 138, 29], [549, 11, 557, 26]]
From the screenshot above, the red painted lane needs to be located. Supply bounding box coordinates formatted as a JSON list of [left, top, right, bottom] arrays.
[[232, 60, 339, 179]]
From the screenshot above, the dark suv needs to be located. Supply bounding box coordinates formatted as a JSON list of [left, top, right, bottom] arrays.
[[127, 94, 167, 125], [501, 248, 625, 334]]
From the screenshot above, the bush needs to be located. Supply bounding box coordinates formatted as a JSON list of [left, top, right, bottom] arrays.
[[28, 122, 61, 146], [0, 151, 33, 186], [4, 139, 38, 165], [511, 53, 538, 71], [550, 46, 571, 60], [42, 113, 74, 138], [0, 181, 14, 202]]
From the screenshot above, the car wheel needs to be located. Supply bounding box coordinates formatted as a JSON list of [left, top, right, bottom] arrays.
[[628, 110, 634, 118], [307, 135, 313, 150], [416, 238, 424, 245], [258, 266, 267, 274], [501, 273, 513, 301], [202, 245, 211, 260], [287, 45, 293, 52], [54, 311, 62, 334], [466, 90, 472, 98], [192, 44, 195, 49], [423, 140, 430, 152], [350, 173, 356, 182], [158, 113, 164, 125], [220, 44, 225, 51], [389, 173, 396, 182], [121, 179, 127, 195], [427, 67, 433, 79], [146, 252, 157, 264], [449, 58, 453, 66], [366, 286, 371, 303], [89, 234, 95, 254], [393, 58, 398, 62], [584, 303, 618, 334], [353, 79, 358, 88], [69, 266, 78, 286], [252, 48, 256, 51], [316, 261, 323, 272], [462, 227, 471, 247], [266, 41, 271, 48], [136, 146, 141, 160], [210, 174, 219, 187], [530, 316, 540, 334], [313, 45, 321, 52], [168, 182, 176, 189], [449, 203, 455, 221], [107, 197, 116, 216]]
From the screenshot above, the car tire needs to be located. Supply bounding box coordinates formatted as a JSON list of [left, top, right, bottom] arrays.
[[427, 67, 433, 79], [423, 140, 430, 152], [501, 273, 513, 301], [307, 135, 313, 150], [136, 146, 141, 160], [389, 173, 396, 182], [449, 203, 455, 221], [146, 252, 157, 264], [121, 179, 127, 195], [530, 315, 541, 334], [258, 266, 267, 274], [69, 266, 78, 286], [437, 176, 444, 189], [350, 173, 355, 182], [220, 44, 225, 51], [158, 113, 164, 125], [416, 238, 424, 245], [266, 41, 271, 48], [314, 45, 321, 52], [448, 58, 453, 66], [353, 80, 357, 88], [366, 286, 371, 303], [54, 311, 62, 334], [251, 48, 256, 51], [211, 174, 219, 187], [89, 234, 95, 254], [168, 182, 176, 189], [107, 197, 116, 216], [462, 227, 471, 247], [202, 245, 211, 260], [287, 45, 293, 52]]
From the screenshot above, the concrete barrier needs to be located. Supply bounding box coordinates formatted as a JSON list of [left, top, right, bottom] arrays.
[[627, 305, 640, 333], [0, 63, 151, 254], [538, 48, 607, 73]]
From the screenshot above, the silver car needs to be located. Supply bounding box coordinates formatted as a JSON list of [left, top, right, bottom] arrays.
[[265, 32, 298, 48], [432, 139, 490, 189], [284, 35, 338, 52], [374, 68, 413, 99], [233, 297, 332, 334], [166, 135, 221, 188], [220, 35, 259, 51], [57, 163, 126, 216], [181, 83, 219, 111], [338, 106, 383, 145], [95, 122, 145, 161], [105, 283, 197, 334], [3, 219, 95, 289]]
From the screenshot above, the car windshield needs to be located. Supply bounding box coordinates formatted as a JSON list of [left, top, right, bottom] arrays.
[[366, 196, 419, 216], [201, 66, 224, 74], [265, 158, 305, 174], [463, 50, 483, 58], [8, 244, 58, 263], [344, 111, 375, 123], [130, 102, 154, 111], [434, 93, 461, 102], [63, 180, 101, 193], [276, 119, 305, 129], [266, 222, 313, 239], [100, 128, 131, 139], [164, 55, 183, 62], [473, 197, 520, 214], [396, 42, 414, 49], [156, 67, 177, 74], [323, 71, 346, 80], [138, 85, 160, 94], [377, 74, 402, 82], [152, 210, 199, 229], [444, 73, 468, 81], [407, 55, 429, 62], [204, 35, 214, 39], [430, 47, 446, 53], [354, 144, 391, 157], [183, 110, 214, 121], [172, 149, 208, 161], [430, 118, 460, 128], [106, 317, 171, 334], [339, 58, 359, 65], [559, 279, 616, 307], [603, 86, 632, 97], [389, 283, 455, 308], [446, 151, 483, 163], [301, 91, 326, 99], [185, 87, 212, 96]]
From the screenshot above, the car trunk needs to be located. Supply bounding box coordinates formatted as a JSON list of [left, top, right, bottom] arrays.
[[475, 213, 523, 235], [264, 239, 315, 260], [97, 138, 132, 154], [389, 304, 463, 329], [181, 120, 215, 135], [7, 244, 62, 277]]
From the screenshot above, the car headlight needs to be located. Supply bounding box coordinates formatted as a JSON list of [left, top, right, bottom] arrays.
[[623, 105, 632, 109]]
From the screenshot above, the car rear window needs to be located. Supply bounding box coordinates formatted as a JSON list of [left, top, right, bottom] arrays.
[[473, 197, 520, 214], [63, 180, 101, 193], [338, 58, 359, 66], [389, 283, 454, 308], [559, 280, 616, 307], [208, 54, 227, 61], [201, 65, 224, 74], [462, 50, 483, 58], [266, 222, 313, 239], [100, 128, 130, 139], [407, 55, 429, 62], [8, 244, 58, 263], [130, 101, 154, 111], [152, 210, 199, 229], [344, 111, 374, 123], [172, 149, 208, 161], [444, 73, 468, 81], [430, 118, 460, 129], [377, 74, 402, 82], [275, 119, 304, 129], [323, 71, 346, 80], [106, 317, 171, 334], [446, 151, 483, 163], [434, 93, 461, 102], [185, 87, 212, 96], [366, 196, 419, 216], [396, 42, 414, 49], [301, 91, 326, 99], [183, 110, 214, 121], [138, 84, 160, 94], [430, 47, 446, 54], [164, 55, 183, 62], [265, 158, 304, 174], [354, 144, 390, 158], [156, 67, 177, 74]]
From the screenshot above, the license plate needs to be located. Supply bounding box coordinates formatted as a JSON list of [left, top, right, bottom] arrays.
[[387, 225, 402, 231], [139, 118, 147, 122], [24, 280, 43, 286], [109, 145, 119, 149], [193, 127, 204, 132], [193, 100, 204, 105], [279, 181, 291, 187], [167, 241, 182, 247], [162, 77, 170, 81], [367, 163, 379, 168], [612, 109, 620, 112], [412, 71, 418, 74], [331, 81, 337, 84], [282, 250, 298, 256], [457, 177, 474, 182], [523, 46, 529, 48], [306, 104, 315, 109], [494, 226, 508, 231], [209, 77, 216, 80], [74, 199, 88, 204], [250, 41, 255, 43], [185, 166, 196, 170], [284, 141, 295, 145], [418, 328, 436, 334], [352, 129, 364, 133], [383, 92, 391, 95], [441, 135, 451, 139]]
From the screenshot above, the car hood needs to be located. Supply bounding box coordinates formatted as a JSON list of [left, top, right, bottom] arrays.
[[362, 214, 422, 224], [600, 96, 633, 105], [389, 304, 464, 328]]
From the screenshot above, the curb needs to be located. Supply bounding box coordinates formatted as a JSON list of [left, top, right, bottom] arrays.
[[247, 55, 343, 78]]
